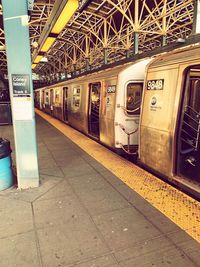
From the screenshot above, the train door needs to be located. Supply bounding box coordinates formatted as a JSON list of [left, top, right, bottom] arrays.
[[63, 87, 68, 122], [50, 89, 53, 114], [177, 67, 200, 181], [88, 82, 101, 139], [42, 90, 45, 109]]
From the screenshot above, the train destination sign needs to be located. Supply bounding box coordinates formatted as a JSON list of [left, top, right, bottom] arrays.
[[12, 74, 30, 96], [147, 79, 164, 90]]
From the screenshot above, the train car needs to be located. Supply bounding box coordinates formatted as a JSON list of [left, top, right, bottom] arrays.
[[139, 44, 200, 192], [35, 45, 200, 195], [35, 58, 152, 154]]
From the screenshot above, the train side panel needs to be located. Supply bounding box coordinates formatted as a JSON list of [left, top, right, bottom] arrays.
[[52, 87, 63, 120], [68, 82, 88, 134], [115, 59, 152, 154], [99, 77, 117, 147], [139, 65, 179, 176]]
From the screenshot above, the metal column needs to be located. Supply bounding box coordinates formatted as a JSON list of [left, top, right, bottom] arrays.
[[103, 48, 108, 65], [126, 50, 131, 59], [161, 35, 167, 46], [2, 0, 39, 188], [133, 32, 139, 54], [85, 58, 90, 71]]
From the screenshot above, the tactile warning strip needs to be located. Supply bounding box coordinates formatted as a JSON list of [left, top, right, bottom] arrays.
[[36, 109, 200, 243]]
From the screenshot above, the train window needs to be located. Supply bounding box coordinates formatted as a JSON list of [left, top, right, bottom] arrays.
[[50, 90, 53, 105], [72, 87, 81, 108], [126, 82, 143, 115], [55, 90, 60, 104]]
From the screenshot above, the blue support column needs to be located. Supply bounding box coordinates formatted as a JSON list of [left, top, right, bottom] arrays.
[[2, 0, 39, 188]]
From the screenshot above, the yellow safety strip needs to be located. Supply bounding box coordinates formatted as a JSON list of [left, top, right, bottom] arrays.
[[36, 109, 200, 243]]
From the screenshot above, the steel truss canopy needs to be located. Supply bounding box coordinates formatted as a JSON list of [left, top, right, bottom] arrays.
[[0, 0, 199, 82]]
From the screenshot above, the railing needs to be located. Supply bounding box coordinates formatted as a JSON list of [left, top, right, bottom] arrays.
[[118, 123, 138, 155], [120, 98, 141, 115], [180, 105, 200, 154]]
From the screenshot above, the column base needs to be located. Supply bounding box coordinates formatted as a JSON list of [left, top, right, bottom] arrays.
[[17, 177, 39, 189]]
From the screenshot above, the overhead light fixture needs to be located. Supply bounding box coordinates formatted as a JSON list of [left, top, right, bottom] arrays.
[[177, 38, 186, 43], [32, 0, 78, 66], [41, 36, 56, 52], [40, 56, 48, 63], [34, 55, 43, 63], [32, 64, 37, 69], [0, 45, 5, 51], [51, 0, 79, 34]]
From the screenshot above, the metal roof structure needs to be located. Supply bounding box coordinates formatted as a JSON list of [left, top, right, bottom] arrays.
[[0, 0, 197, 82]]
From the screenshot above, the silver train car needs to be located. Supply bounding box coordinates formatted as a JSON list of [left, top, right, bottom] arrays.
[[35, 59, 151, 155], [35, 46, 200, 196], [139, 45, 200, 195]]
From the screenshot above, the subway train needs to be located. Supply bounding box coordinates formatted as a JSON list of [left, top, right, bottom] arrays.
[[34, 44, 200, 195]]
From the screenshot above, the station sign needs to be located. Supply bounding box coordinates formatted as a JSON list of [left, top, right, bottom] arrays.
[[12, 74, 30, 96], [147, 79, 164, 90]]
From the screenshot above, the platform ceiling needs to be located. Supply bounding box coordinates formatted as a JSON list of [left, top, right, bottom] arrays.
[[0, 0, 195, 79]]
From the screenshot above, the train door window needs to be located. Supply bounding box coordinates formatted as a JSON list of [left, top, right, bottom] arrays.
[[50, 89, 53, 106], [34, 92, 40, 108], [88, 82, 101, 138], [63, 87, 68, 121], [126, 82, 143, 115], [177, 66, 200, 181], [55, 89, 60, 105], [45, 91, 49, 104], [72, 87, 81, 109], [42, 90, 45, 106]]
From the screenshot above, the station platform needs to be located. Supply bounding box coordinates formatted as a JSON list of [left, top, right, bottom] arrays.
[[0, 112, 199, 267]]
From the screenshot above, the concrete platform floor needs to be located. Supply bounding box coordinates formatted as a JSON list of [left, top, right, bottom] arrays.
[[0, 116, 199, 267]]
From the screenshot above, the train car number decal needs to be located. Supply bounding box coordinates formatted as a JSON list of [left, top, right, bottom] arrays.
[[107, 85, 116, 93], [147, 79, 164, 90]]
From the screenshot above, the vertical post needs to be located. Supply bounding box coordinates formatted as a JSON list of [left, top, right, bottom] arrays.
[[126, 26, 131, 58], [162, 0, 167, 46], [73, 64, 76, 76], [134, 0, 139, 31], [103, 19, 108, 64], [192, 0, 200, 34], [85, 35, 90, 71], [133, 32, 139, 54], [161, 35, 167, 46], [126, 50, 130, 58], [85, 58, 90, 71], [2, 0, 39, 188], [133, 0, 139, 55], [103, 48, 108, 64]]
